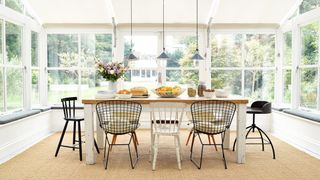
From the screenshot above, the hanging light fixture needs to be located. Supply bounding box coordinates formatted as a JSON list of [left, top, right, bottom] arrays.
[[128, 0, 137, 60], [157, 0, 169, 59], [191, 0, 204, 60]]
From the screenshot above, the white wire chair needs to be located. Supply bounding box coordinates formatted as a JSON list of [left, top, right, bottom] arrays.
[[149, 102, 187, 170]]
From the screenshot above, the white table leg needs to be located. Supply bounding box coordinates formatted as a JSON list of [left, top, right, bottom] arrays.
[[223, 128, 230, 149], [84, 104, 96, 164], [236, 104, 246, 163], [95, 112, 104, 148]]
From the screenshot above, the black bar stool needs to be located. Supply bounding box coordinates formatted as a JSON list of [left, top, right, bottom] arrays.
[[232, 101, 276, 159], [55, 97, 100, 161]]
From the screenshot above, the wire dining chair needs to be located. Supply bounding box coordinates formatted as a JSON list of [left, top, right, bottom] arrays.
[[96, 100, 142, 169], [190, 100, 236, 169], [150, 102, 187, 170]]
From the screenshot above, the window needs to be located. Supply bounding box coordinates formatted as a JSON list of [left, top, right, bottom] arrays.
[[5, 21, 23, 111], [123, 35, 158, 89], [31, 31, 40, 106], [211, 33, 275, 102], [5, 0, 24, 13], [283, 31, 292, 104], [47, 33, 112, 103], [165, 34, 199, 85], [300, 22, 319, 109], [300, 0, 320, 14]]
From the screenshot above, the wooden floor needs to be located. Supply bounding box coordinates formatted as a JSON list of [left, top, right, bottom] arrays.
[[0, 130, 319, 180]]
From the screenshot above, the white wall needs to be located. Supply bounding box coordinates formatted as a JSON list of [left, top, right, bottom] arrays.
[[272, 111, 320, 158], [0, 111, 52, 164]]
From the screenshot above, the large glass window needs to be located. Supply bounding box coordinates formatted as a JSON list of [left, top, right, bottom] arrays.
[[165, 34, 199, 85], [211, 33, 275, 102], [300, 0, 320, 14], [300, 22, 319, 110], [0, 21, 3, 112], [47, 33, 112, 104], [5, 0, 24, 13], [123, 35, 158, 89], [31, 31, 40, 106], [6, 21, 23, 111]]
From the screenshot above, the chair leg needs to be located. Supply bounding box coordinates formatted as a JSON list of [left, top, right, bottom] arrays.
[[190, 133, 204, 169], [78, 121, 82, 161], [256, 127, 276, 159], [221, 133, 227, 169], [133, 132, 139, 145], [94, 139, 100, 154], [208, 135, 211, 144], [55, 120, 69, 157], [211, 135, 218, 151], [105, 136, 111, 169], [185, 129, 193, 146], [73, 121, 76, 151], [257, 128, 265, 151], [174, 136, 182, 170], [110, 135, 117, 151], [152, 135, 159, 171], [233, 126, 253, 151], [132, 133, 138, 154]]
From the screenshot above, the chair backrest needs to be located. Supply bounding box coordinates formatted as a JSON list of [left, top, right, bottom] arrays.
[[61, 97, 77, 119], [150, 102, 186, 134], [96, 100, 142, 135], [251, 101, 272, 113], [191, 100, 236, 135]]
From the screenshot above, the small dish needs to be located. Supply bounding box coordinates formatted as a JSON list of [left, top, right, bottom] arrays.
[[95, 93, 116, 99], [203, 91, 215, 98], [117, 93, 132, 99], [215, 89, 229, 98]]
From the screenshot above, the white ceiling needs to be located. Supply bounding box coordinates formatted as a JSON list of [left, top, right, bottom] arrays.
[[27, 0, 299, 25]]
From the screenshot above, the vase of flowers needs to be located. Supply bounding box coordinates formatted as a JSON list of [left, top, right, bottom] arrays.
[[96, 61, 128, 92]]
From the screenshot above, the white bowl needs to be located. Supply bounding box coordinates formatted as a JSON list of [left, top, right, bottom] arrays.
[[203, 91, 215, 98], [117, 93, 132, 99], [215, 89, 229, 98]]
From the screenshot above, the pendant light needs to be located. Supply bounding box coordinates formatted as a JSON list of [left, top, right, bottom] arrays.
[[128, 0, 137, 60], [191, 0, 204, 60], [157, 0, 169, 59]]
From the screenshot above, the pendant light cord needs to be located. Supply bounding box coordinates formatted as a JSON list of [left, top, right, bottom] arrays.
[[162, 0, 165, 51], [196, 0, 199, 51], [130, 0, 133, 51]]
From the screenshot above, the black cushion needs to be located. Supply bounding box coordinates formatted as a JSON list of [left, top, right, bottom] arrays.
[[0, 110, 41, 124], [283, 109, 320, 123]]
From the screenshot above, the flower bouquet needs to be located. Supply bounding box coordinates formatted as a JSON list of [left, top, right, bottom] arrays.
[[95, 61, 128, 82]]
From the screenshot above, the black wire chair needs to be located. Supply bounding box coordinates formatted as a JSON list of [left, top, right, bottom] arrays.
[[190, 100, 236, 169], [55, 97, 99, 161], [96, 100, 142, 169], [232, 101, 275, 159]]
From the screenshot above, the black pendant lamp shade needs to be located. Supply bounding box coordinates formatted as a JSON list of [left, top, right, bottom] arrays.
[[128, 0, 137, 60], [192, 0, 204, 60], [157, 0, 169, 59]]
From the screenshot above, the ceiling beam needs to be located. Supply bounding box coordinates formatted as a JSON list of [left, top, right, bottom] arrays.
[[23, 0, 43, 24], [280, 0, 303, 26], [206, 0, 220, 25]]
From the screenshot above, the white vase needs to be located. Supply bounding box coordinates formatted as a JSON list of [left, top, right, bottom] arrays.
[[108, 81, 118, 93]]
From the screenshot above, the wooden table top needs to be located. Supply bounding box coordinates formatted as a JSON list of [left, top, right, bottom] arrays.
[[82, 95, 248, 105]]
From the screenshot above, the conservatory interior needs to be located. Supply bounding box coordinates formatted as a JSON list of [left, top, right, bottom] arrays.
[[0, 0, 320, 179]]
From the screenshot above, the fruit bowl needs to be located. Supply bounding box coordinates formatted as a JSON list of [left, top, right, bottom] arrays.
[[152, 86, 185, 98]]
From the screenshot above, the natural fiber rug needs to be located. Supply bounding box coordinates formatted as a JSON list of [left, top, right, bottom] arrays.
[[0, 130, 319, 180]]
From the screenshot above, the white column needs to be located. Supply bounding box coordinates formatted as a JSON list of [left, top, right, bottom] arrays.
[[274, 29, 283, 107], [39, 28, 48, 106], [23, 26, 32, 110], [291, 20, 300, 109]]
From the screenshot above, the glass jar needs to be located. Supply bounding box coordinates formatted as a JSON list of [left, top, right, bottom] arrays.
[[197, 81, 206, 97], [187, 85, 197, 97]]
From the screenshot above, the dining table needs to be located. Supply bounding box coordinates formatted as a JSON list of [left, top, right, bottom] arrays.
[[82, 95, 248, 165]]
